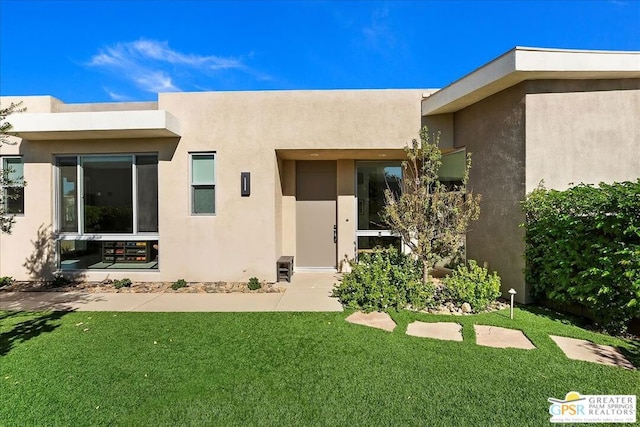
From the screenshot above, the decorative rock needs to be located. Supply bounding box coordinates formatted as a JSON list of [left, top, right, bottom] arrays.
[[550, 335, 635, 370], [340, 258, 352, 274], [474, 325, 536, 350], [406, 321, 463, 341], [0, 280, 285, 294], [345, 311, 397, 332], [461, 303, 472, 313]]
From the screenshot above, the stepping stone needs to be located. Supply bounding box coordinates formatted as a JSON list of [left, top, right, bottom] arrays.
[[345, 311, 396, 332], [406, 321, 463, 342], [550, 335, 635, 370], [474, 325, 536, 350]]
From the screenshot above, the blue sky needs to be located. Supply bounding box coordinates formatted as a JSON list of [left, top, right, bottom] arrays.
[[1, 1, 639, 103]]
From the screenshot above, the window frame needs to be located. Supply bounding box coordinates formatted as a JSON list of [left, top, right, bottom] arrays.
[[189, 152, 216, 216], [439, 148, 467, 189], [354, 160, 403, 254], [54, 153, 159, 238], [1, 156, 25, 215]]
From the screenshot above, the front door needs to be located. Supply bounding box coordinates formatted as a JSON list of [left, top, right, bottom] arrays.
[[296, 161, 337, 268]]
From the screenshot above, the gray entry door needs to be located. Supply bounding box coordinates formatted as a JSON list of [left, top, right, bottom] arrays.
[[296, 161, 337, 268]]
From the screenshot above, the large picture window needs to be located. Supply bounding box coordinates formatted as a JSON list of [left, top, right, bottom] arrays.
[[354, 152, 467, 254], [2, 156, 25, 215], [57, 154, 158, 234], [56, 154, 159, 270]]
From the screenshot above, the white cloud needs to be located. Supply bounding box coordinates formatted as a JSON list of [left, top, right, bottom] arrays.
[[104, 88, 132, 101], [130, 39, 243, 70], [87, 39, 257, 95], [361, 6, 397, 51], [134, 71, 180, 93]]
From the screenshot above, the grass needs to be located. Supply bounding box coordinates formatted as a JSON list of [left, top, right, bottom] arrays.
[[0, 307, 638, 426]]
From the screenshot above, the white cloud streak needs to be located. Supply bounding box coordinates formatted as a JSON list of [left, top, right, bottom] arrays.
[[104, 88, 132, 102], [88, 39, 249, 95], [361, 7, 397, 52], [130, 39, 243, 70]]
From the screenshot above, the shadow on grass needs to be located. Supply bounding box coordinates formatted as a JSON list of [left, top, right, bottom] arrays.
[[522, 305, 639, 369], [519, 304, 590, 328], [618, 340, 640, 370], [0, 311, 69, 356], [0, 311, 23, 322]]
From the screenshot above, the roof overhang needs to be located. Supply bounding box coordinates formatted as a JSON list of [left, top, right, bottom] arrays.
[[8, 110, 181, 140], [276, 148, 408, 161], [275, 147, 459, 160], [422, 47, 640, 116]]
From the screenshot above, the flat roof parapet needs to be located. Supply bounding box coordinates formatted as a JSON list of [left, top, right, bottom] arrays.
[[8, 109, 180, 140], [422, 46, 640, 115], [57, 101, 158, 113]]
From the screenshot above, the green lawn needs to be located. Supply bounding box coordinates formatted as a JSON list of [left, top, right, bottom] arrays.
[[1, 308, 638, 426]]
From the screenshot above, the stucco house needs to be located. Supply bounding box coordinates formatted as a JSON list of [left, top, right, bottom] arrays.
[[1, 46, 639, 302]]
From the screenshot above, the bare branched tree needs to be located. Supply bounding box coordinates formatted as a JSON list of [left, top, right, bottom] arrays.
[[1, 102, 25, 233], [383, 126, 481, 283]]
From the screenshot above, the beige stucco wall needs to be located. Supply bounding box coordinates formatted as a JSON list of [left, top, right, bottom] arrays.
[[0, 97, 59, 280], [0, 96, 61, 114], [279, 160, 296, 265], [452, 84, 529, 302], [450, 81, 640, 303], [0, 90, 424, 282], [525, 88, 640, 191], [422, 113, 454, 150], [0, 136, 178, 282], [156, 90, 424, 282]]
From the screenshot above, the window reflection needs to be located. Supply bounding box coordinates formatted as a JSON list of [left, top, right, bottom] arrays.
[[357, 162, 402, 230]]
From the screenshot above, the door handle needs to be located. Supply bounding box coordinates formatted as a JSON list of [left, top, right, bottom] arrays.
[[333, 225, 337, 243]]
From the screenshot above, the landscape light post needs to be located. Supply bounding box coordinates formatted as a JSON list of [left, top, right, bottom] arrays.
[[508, 288, 516, 320]]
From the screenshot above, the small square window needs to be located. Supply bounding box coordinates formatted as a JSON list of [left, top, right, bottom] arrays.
[[190, 153, 215, 215], [2, 157, 24, 214]]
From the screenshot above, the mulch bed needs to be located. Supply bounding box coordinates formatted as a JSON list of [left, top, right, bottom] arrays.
[[0, 280, 284, 294]]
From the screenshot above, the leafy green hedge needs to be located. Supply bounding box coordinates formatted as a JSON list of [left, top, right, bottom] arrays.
[[332, 247, 434, 312], [523, 180, 640, 333]]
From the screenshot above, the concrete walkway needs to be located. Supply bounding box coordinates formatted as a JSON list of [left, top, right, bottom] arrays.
[[0, 272, 343, 312]]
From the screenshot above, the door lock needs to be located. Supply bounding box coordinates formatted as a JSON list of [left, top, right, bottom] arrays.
[[333, 225, 337, 243]]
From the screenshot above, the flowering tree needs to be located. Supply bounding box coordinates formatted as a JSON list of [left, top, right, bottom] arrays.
[[383, 126, 481, 282]]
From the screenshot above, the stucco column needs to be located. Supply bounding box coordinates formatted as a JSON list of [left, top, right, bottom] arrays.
[[336, 160, 356, 271], [280, 160, 296, 265]]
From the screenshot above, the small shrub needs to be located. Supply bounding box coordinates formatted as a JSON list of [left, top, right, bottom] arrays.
[[0, 276, 13, 288], [171, 279, 188, 290], [248, 277, 261, 290], [113, 278, 132, 289], [441, 260, 501, 312], [332, 247, 434, 312], [50, 274, 72, 288]]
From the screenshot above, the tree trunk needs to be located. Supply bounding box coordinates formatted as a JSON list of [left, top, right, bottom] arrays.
[[423, 260, 431, 284]]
